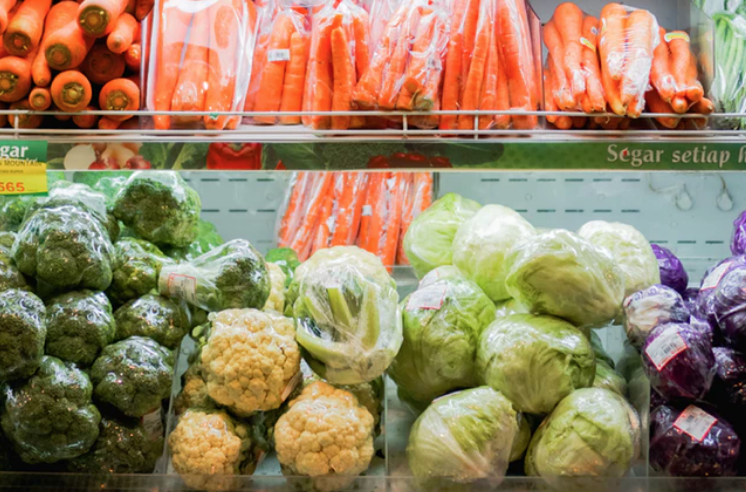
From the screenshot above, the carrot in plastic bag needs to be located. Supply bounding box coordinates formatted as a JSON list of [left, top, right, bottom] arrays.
[[439, 32, 462, 130], [290, 173, 334, 261], [554, 2, 585, 101], [378, 4, 420, 110], [380, 173, 407, 273], [171, 6, 211, 125], [406, 7, 448, 112], [352, 9, 369, 78], [599, 3, 627, 81], [494, 50, 511, 128], [279, 32, 310, 125], [685, 48, 704, 103], [358, 172, 387, 252], [458, 0, 489, 130], [477, 8, 498, 129], [459, 0, 479, 102], [397, 172, 432, 265], [581, 15, 605, 113], [311, 175, 337, 254], [278, 172, 310, 248], [651, 27, 676, 103], [543, 20, 573, 110], [398, 11, 436, 109], [620, 9, 657, 111], [254, 11, 297, 124], [645, 89, 679, 129], [331, 172, 368, 247], [545, 56, 572, 129], [330, 26, 356, 130]]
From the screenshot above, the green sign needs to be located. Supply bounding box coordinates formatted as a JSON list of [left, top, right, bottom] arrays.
[[0, 141, 48, 195]]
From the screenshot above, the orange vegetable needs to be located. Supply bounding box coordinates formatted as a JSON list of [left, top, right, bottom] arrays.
[[290, 173, 334, 261], [331, 172, 367, 247], [72, 104, 98, 128], [50, 69, 91, 111], [106, 12, 138, 53], [134, 0, 153, 21], [478, 19, 498, 129], [599, 3, 627, 80], [171, 7, 210, 124], [4, 0, 49, 56], [82, 43, 125, 85], [458, 2, 489, 131], [352, 9, 369, 79], [620, 9, 656, 109], [397, 172, 432, 264], [44, 1, 95, 70], [651, 27, 676, 103], [253, 12, 296, 124], [581, 16, 605, 112], [9, 99, 41, 128], [123, 41, 139, 71], [545, 57, 572, 129], [543, 20, 573, 110], [77, 0, 129, 37], [378, 6, 419, 110], [28, 86, 50, 109], [330, 27, 355, 130], [646, 89, 679, 129], [279, 32, 310, 126], [667, 31, 690, 99], [494, 49, 511, 128], [99, 77, 139, 121], [439, 33, 462, 130], [685, 51, 704, 103], [0, 52, 32, 102], [98, 115, 120, 129], [306, 16, 333, 129], [152, 3, 192, 129], [358, 172, 386, 251], [380, 173, 407, 272], [278, 172, 310, 248], [0, 0, 17, 35], [554, 2, 585, 100], [311, 178, 336, 254]]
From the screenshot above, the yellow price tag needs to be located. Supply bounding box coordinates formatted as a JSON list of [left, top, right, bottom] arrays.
[[0, 141, 48, 195]]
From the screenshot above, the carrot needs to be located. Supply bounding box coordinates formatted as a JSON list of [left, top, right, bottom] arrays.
[[667, 31, 690, 99], [554, 2, 585, 100], [28, 86, 50, 109], [307, 17, 333, 129], [278, 32, 309, 126], [78, 0, 128, 37], [44, 2, 95, 71], [380, 173, 406, 272], [646, 89, 679, 129], [170, 7, 210, 124], [352, 9, 369, 79], [689, 97, 713, 129], [601, 59, 624, 115], [99, 77, 138, 120], [395, 174, 413, 264], [402, 13, 436, 97], [378, 6, 420, 110], [494, 50, 511, 129], [330, 27, 355, 130], [134, 0, 153, 21], [439, 33, 462, 130], [397, 172, 432, 264], [0, 53, 32, 102], [671, 95, 689, 114], [98, 115, 120, 129], [331, 172, 367, 247], [290, 173, 334, 261], [543, 20, 573, 110], [459, 0, 480, 102], [599, 3, 627, 81], [651, 27, 676, 103], [572, 116, 586, 128], [685, 51, 704, 102], [106, 12, 138, 53], [620, 9, 655, 108], [361, 172, 388, 254], [123, 41, 139, 71], [358, 172, 385, 251], [0, 0, 17, 35], [254, 13, 295, 124], [478, 24, 498, 130], [458, 3, 489, 130], [546, 59, 572, 129], [9, 99, 41, 128], [81, 43, 125, 84], [581, 16, 605, 112], [3, 0, 50, 56], [245, 38, 268, 113], [311, 180, 336, 254], [50, 69, 91, 111], [278, 172, 310, 247], [31, 50, 50, 88], [152, 3, 192, 129], [70, 104, 96, 127]]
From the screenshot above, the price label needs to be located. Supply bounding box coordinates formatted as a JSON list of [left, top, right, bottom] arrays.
[[701, 262, 731, 291], [0, 141, 48, 196], [407, 284, 447, 311], [267, 49, 291, 62], [645, 328, 687, 370], [141, 407, 164, 441], [674, 405, 717, 442], [167, 273, 198, 305]]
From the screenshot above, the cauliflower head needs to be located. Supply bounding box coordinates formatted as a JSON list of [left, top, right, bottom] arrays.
[[90, 336, 175, 417], [1, 356, 101, 463], [169, 409, 252, 492], [13, 205, 115, 291], [114, 294, 191, 349], [274, 381, 375, 492], [264, 262, 287, 313], [201, 309, 300, 417], [108, 238, 172, 306], [0, 289, 46, 381], [113, 171, 201, 247]]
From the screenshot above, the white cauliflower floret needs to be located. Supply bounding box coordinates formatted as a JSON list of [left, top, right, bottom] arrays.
[[275, 381, 375, 492], [169, 409, 251, 491], [201, 308, 300, 416], [263, 263, 287, 313]]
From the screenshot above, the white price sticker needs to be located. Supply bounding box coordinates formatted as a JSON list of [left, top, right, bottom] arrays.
[[267, 49, 291, 62], [419, 268, 442, 288], [362, 205, 373, 217], [701, 262, 731, 291], [407, 284, 447, 311], [141, 407, 164, 441], [426, 57, 440, 70], [674, 405, 717, 442], [167, 273, 198, 305], [645, 328, 688, 370]]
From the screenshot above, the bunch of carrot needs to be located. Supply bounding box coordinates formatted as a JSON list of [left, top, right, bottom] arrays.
[[277, 171, 433, 269]]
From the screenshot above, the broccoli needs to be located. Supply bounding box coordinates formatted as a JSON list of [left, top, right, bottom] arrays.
[[0, 231, 15, 249], [66, 415, 163, 474], [114, 294, 190, 349], [108, 238, 173, 306], [0, 259, 28, 293], [265, 247, 300, 288], [1, 356, 101, 463], [92, 175, 129, 200], [0, 289, 45, 381], [113, 171, 201, 247], [90, 336, 174, 418], [0, 196, 37, 232], [13, 205, 115, 291], [45, 290, 116, 366], [163, 220, 224, 261], [158, 239, 270, 312]]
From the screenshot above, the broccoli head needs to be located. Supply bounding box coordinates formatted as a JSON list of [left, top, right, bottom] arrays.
[[13, 205, 115, 291], [113, 171, 201, 247], [0, 289, 46, 381], [114, 294, 190, 349], [1, 356, 101, 463], [108, 238, 173, 306], [158, 239, 270, 312], [66, 415, 164, 474], [0, 259, 28, 293], [91, 175, 128, 200], [90, 336, 174, 417], [45, 290, 116, 366], [0, 231, 15, 249], [265, 247, 301, 288], [0, 196, 37, 232], [163, 220, 225, 261]]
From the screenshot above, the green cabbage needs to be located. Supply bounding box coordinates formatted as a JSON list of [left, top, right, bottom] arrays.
[[593, 361, 627, 396], [494, 298, 527, 319], [417, 265, 464, 289], [510, 414, 532, 462]]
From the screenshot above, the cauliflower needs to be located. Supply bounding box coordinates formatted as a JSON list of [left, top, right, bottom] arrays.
[[274, 381, 375, 492], [108, 238, 173, 306], [263, 262, 287, 313], [90, 336, 174, 417], [265, 247, 300, 288], [113, 171, 201, 247], [45, 290, 116, 366], [0, 289, 46, 381], [201, 309, 301, 417], [114, 294, 190, 349], [1, 356, 101, 464]]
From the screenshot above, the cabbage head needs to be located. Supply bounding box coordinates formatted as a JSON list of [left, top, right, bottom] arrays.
[[593, 361, 628, 396], [418, 265, 464, 289], [452, 205, 535, 301], [403, 193, 481, 279]]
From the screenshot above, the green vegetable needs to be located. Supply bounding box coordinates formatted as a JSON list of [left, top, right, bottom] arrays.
[[593, 361, 628, 396], [712, 12, 746, 129], [590, 331, 615, 369], [163, 220, 225, 261], [0, 231, 15, 249], [108, 238, 172, 306], [0, 259, 27, 293], [494, 298, 527, 319], [113, 171, 201, 247], [45, 290, 116, 366], [114, 294, 191, 349], [0, 289, 46, 381], [403, 193, 481, 279], [476, 313, 596, 414], [265, 247, 301, 287], [90, 336, 174, 418], [92, 175, 129, 200], [0, 196, 37, 232], [417, 265, 464, 288], [389, 277, 495, 406], [511, 414, 532, 462], [1, 356, 101, 464]]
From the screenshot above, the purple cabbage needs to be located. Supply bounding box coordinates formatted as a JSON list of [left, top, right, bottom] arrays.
[[651, 244, 689, 294], [731, 210, 746, 256], [650, 390, 668, 411], [696, 256, 746, 326], [713, 266, 746, 350], [622, 285, 689, 349], [643, 322, 716, 401], [709, 347, 746, 407], [650, 404, 740, 477], [683, 288, 700, 317], [689, 316, 715, 345]]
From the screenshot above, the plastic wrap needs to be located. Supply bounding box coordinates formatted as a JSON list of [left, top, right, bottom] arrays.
[[650, 404, 740, 476], [1, 356, 101, 464], [200, 308, 300, 417], [108, 238, 173, 306], [0, 289, 45, 381], [264, 262, 288, 313], [13, 205, 115, 291], [651, 244, 689, 294], [710, 347, 746, 407], [711, 11, 746, 129], [407, 387, 518, 488], [712, 266, 746, 348], [622, 284, 690, 349], [46, 290, 116, 366], [696, 256, 746, 325], [0, 195, 37, 232], [114, 294, 190, 349], [525, 388, 641, 479], [642, 322, 715, 401], [289, 246, 402, 385], [90, 336, 174, 418], [396, 172, 433, 265], [731, 210, 746, 255], [476, 313, 596, 414], [593, 360, 628, 396], [389, 277, 495, 406], [158, 239, 269, 312], [504, 229, 626, 328], [265, 247, 301, 287], [418, 264, 464, 288], [452, 204, 535, 302]]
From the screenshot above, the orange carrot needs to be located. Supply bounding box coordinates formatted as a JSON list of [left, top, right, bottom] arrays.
[[331, 172, 367, 247], [651, 27, 676, 103], [439, 33, 462, 130], [290, 173, 334, 261], [78, 0, 128, 37], [601, 57, 624, 115], [395, 173, 413, 264], [245, 25, 267, 112], [123, 41, 139, 71], [546, 58, 572, 129], [671, 95, 689, 114], [667, 31, 690, 99], [620, 9, 655, 108], [361, 172, 388, 254], [9, 99, 41, 128], [99, 77, 138, 120], [279, 32, 309, 125], [278, 172, 310, 247], [98, 115, 120, 129], [106, 12, 138, 53], [599, 3, 627, 80], [0, 52, 32, 102], [307, 17, 333, 129], [0, 0, 17, 35], [581, 16, 605, 112], [397, 172, 432, 264], [685, 51, 704, 103], [378, 6, 419, 110], [543, 20, 573, 110], [352, 9, 369, 79], [459, 0, 480, 102], [81, 43, 125, 84], [31, 50, 50, 87], [358, 172, 385, 251], [311, 179, 336, 254], [380, 173, 406, 272], [688, 97, 713, 130], [554, 2, 585, 100], [134, 0, 153, 21], [330, 27, 355, 130], [171, 7, 210, 124], [254, 12, 295, 124], [458, 3, 489, 130], [44, 1, 95, 71], [4, 0, 50, 56], [28, 86, 50, 109], [402, 13, 436, 97], [478, 24, 498, 130], [494, 49, 511, 128], [50, 69, 91, 111], [646, 89, 679, 129], [71, 104, 98, 127], [572, 116, 586, 128], [152, 3, 192, 130]]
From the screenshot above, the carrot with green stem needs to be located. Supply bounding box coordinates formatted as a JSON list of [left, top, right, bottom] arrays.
[[81, 44, 125, 84], [106, 12, 138, 53], [254, 12, 296, 124], [620, 9, 656, 109], [330, 27, 355, 130], [152, 3, 192, 130], [0, 51, 32, 102], [44, 1, 95, 71], [554, 2, 585, 100], [0, 0, 17, 35], [599, 3, 627, 81], [72, 105, 98, 128], [51, 69, 91, 111], [77, 0, 129, 37], [4, 0, 51, 56], [9, 99, 41, 128], [28, 86, 50, 109], [99, 77, 139, 121], [171, 7, 210, 124], [124, 42, 139, 71], [439, 32, 462, 130], [685, 50, 704, 103], [646, 89, 680, 129], [458, 3, 489, 130], [581, 15, 605, 112], [279, 32, 309, 126], [651, 27, 676, 103], [542, 20, 573, 110]]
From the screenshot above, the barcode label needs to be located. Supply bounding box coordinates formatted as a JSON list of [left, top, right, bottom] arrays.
[[674, 405, 717, 442], [407, 284, 447, 311], [426, 57, 440, 70], [167, 273, 197, 305], [665, 32, 690, 43], [141, 407, 163, 441], [268, 49, 291, 62], [645, 329, 688, 370], [362, 205, 372, 217], [701, 262, 731, 291]]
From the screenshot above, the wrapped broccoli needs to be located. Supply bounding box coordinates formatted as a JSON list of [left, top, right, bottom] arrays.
[[113, 171, 201, 247], [13, 205, 115, 291], [108, 238, 173, 306], [90, 336, 174, 418], [158, 239, 270, 312], [45, 290, 116, 366], [114, 294, 190, 349], [0, 231, 15, 253], [289, 246, 402, 385], [265, 247, 301, 288], [263, 262, 287, 313], [0, 289, 46, 381], [0, 258, 28, 293], [0, 195, 37, 232], [1, 356, 101, 463], [163, 220, 225, 261]]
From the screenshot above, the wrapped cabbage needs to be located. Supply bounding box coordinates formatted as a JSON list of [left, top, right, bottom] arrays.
[[476, 313, 596, 414], [290, 247, 402, 385], [0, 289, 46, 381], [451, 205, 536, 302], [713, 266, 746, 348], [622, 285, 689, 349], [651, 244, 689, 294], [593, 360, 628, 396], [731, 210, 746, 255], [407, 387, 518, 488], [504, 230, 625, 328], [494, 298, 527, 319], [403, 193, 481, 279], [589, 331, 615, 368], [525, 388, 641, 479], [389, 277, 496, 406], [578, 220, 660, 297], [689, 316, 715, 344], [683, 288, 699, 316], [418, 265, 464, 289], [710, 347, 746, 407], [696, 256, 746, 325], [650, 404, 740, 476], [642, 322, 715, 401]]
